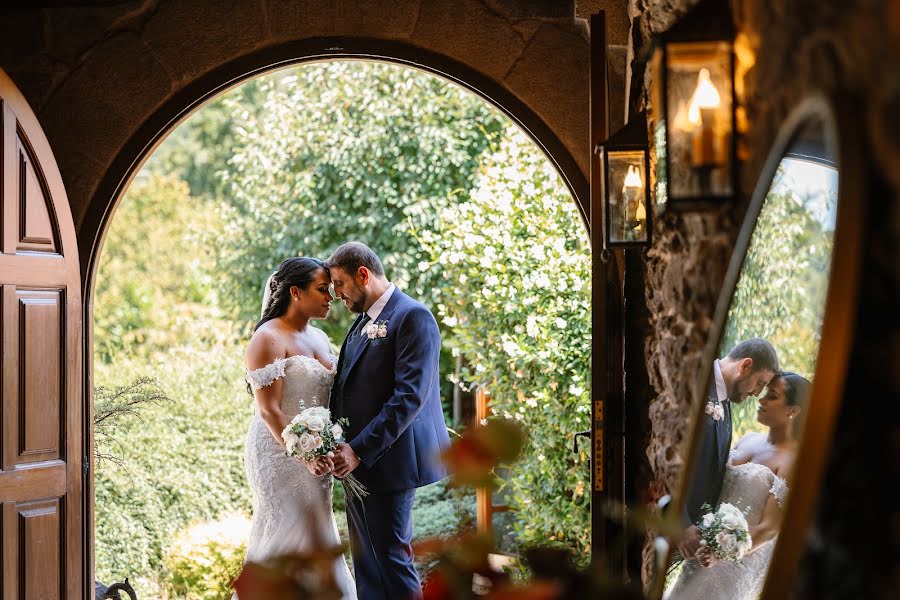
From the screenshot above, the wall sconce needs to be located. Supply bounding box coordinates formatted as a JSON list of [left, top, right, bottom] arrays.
[[596, 113, 652, 248], [650, 0, 736, 210]]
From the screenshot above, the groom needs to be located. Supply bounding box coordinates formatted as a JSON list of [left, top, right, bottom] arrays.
[[677, 337, 779, 560], [327, 242, 450, 600]]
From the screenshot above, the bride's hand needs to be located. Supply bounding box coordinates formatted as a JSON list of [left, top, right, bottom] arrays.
[[304, 456, 334, 477], [696, 545, 719, 568]]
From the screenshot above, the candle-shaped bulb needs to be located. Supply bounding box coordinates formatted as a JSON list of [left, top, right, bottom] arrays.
[[623, 164, 643, 192], [688, 68, 721, 125]]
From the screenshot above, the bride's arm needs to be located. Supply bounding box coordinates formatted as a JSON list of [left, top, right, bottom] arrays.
[[246, 332, 291, 446], [747, 493, 782, 553]]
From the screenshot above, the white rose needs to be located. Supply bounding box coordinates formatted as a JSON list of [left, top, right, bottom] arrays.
[[701, 513, 715, 528], [377, 324, 388, 337], [716, 532, 739, 557], [721, 511, 743, 531], [283, 432, 300, 455], [312, 435, 323, 450], [331, 424, 344, 439], [714, 404, 725, 420], [306, 415, 327, 432], [298, 433, 317, 453], [705, 402, 714, 416]]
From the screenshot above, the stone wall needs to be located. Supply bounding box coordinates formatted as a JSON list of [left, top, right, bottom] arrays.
[[631, 0, 900, 596]]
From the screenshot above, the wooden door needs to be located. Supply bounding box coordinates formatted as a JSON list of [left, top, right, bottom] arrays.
[[0, 69, 84, 600]]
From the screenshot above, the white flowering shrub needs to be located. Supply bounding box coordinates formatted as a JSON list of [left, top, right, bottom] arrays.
[[162, 513, 250, 599], [422, 126, 592, 557]]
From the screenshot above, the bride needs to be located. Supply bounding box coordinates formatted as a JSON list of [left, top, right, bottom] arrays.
[[667, 371, 811, 600], [237, 256, 356, 599]]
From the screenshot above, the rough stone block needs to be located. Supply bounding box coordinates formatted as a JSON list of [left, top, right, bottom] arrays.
[[488, 0, 575, 19], [142, 0, 268, 85], [38, 31, 174, 218], [332, 0, 421, 40], [503, 21, 591, 177], [411, 0, 533, 80], [265, 0, 338, 42]]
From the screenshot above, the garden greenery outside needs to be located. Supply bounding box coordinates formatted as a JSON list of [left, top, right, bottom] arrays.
[[93, 61, 592, 599], [721, 158, 837, 438]]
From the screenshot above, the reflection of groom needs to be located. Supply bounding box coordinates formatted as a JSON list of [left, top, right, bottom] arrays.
[[327, 242, 450, 600], [678, 338, 779, 559]]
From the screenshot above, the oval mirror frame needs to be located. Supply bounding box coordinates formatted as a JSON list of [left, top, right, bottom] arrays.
[[652, 92, 866, 599]]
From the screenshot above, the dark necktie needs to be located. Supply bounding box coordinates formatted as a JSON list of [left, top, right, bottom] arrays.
[[341, 314, 371, 374]]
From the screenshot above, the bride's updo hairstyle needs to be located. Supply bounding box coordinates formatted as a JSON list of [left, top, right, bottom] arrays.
[[255, 257, 328, 332], [778, 371, 812, 437]]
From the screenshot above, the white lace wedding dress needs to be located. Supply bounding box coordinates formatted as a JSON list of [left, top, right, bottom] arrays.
[[666, 458, 789, 600], [238, 354, 357, 599]]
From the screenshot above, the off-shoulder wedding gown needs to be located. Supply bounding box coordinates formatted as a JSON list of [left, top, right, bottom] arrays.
[[666, 458, 789, 600], [239, 354, 357, 599]]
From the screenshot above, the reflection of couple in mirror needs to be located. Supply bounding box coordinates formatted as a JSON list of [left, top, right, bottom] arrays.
[[666, 338, 811, 599]]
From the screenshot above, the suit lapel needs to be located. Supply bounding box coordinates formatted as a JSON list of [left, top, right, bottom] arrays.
[[343, 290, 405, 379]]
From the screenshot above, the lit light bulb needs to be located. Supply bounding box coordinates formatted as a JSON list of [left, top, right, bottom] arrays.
[[688, 68, 721, 124], [623, 164, 643, 191]]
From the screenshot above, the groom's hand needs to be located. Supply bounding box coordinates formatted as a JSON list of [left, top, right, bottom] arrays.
[[678, 525, 702, 559], [332, 443, 361, 477]]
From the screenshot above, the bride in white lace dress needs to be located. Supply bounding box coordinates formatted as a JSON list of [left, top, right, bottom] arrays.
[[666, 372, 811, 600], [237, 257, 356, 599]]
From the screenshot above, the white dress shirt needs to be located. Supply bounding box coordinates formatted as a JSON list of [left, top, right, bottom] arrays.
[[362, 283, 396, 329], [713, 359, 728, 402]]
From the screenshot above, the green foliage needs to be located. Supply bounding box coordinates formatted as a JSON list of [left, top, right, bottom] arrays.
[[722, 162, 836, 436], [93, 174, 233, 362], [212, 61, 506, 337], [162, 514, 249, 600], [422, 126, 592, 557], [94, 377, 172, 467], [93, 345, 253, 597]]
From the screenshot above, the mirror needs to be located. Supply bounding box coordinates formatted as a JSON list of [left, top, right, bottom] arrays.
[[656, 98, 843, 599]]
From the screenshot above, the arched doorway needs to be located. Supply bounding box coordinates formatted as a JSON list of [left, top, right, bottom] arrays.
[[85, 46, 602, 597]]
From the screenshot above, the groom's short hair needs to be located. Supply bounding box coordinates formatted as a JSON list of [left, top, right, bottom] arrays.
[[326, 242, 385, 277], [726, 338, 779, 373]]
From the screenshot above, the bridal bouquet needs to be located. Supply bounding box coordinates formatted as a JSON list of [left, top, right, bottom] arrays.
[[281, 403, 369, 500], [697, 502, 752, 562]]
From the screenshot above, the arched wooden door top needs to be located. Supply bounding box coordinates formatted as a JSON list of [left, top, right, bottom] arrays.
[[0, 68, 84, 600]]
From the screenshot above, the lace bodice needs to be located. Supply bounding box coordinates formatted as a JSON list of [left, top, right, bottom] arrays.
[[245, 354, 336, 415], [239, 354, 356, 599], [666, 458, 789, 600], [720, 458, 790, 517]]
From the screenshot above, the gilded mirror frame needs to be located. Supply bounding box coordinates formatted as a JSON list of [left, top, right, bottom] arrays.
[[652, 92, 866, 599]]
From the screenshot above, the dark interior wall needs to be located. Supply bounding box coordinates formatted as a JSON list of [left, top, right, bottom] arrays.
[[0, 0, 598, 272], [633, 0, 900, 596]]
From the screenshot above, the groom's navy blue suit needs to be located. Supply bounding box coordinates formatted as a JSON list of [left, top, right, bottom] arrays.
[[682, 374, 732, 526], [331, 287, 450, 600]]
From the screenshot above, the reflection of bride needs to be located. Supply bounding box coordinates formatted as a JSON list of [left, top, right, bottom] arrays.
[[667, 372, 811, 600]]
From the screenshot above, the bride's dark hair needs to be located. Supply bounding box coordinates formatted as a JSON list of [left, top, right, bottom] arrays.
[[255, 257, 328, 332]]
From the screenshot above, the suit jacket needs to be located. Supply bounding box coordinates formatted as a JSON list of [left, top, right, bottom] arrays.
[[682, 374, 732, 526], [330, 288, 450, 493]]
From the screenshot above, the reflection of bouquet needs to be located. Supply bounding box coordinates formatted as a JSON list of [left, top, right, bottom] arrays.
[[281, 403, 368, 500], [698, 502, 752, 561]]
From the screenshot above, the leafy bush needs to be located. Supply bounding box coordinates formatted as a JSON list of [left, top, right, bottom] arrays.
[[163, 514, 250, 600], [422, 126, 592, 558]]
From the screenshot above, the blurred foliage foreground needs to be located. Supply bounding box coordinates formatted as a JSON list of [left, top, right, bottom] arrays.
[[233, 419, 646, 600]]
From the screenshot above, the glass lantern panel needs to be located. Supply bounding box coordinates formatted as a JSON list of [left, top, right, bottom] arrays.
[[650, 49, 668, 213], [665, 41, 733, 201], [607, 150, 649, 244]]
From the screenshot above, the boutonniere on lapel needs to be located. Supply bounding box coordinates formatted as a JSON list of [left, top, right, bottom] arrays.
[[705, 396, 725, 421], [364, 319, 389, 340]]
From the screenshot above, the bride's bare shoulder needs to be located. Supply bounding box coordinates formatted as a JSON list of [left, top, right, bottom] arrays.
[[246, 323, 288, 369]]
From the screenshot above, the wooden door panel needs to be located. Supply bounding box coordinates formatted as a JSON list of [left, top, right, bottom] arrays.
[[1, 70, 83, 599], [16, 134, 58, 253], [17, 289, 63, 464], [18, 498, 63, 600]]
